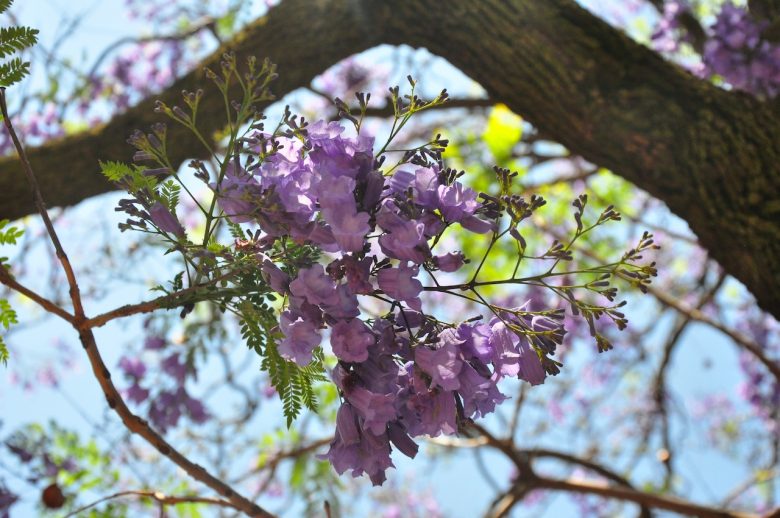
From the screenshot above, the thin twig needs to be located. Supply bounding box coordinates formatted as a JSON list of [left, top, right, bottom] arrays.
[[0, 266, 75, 324], [64, 489, 236, 518], [538, 219, 780, 382]]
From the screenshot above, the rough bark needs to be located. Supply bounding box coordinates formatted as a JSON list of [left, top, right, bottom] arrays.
[[0, 0, 379, 220], [1, 0, 779, 319]]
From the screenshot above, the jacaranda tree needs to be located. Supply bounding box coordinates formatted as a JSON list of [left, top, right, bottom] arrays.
[[0, 0, 778, 516]]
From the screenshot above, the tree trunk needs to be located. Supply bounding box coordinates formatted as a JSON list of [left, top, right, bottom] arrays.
[[1, 0, 778, 318]]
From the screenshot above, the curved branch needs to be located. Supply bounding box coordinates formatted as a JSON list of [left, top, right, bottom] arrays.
[[472, 422, 757, 518], [537, 477, 757, 518], [1, 0, 779, 319]]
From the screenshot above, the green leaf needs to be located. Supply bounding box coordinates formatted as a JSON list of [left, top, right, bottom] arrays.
[[0, 298, 18, 329], [0, 298, 17, 366], [0, 335, 8, 365], [240, 307, 325, 427], [0, 57, 30, 87], [159, 179, 181, 212], [99, 160, 134, 182], [99, 160, 157, 193], [0, 26, 39, 59], [0, 218, 23, 245]]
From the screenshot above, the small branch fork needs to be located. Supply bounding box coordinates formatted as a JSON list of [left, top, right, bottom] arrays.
[[466, 422, 764, 518], [0, 88, 274, 518]]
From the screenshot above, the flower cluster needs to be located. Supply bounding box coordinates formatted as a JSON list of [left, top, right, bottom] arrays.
[[108, 61, 655, 485], [704, 4, 780, 97], [117, 335, 208, 432], [208, 121, 592, 484], [653, 1, 780, 97]]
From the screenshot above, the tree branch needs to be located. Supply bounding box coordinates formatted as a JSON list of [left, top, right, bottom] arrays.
[[1, 0, 779, 319], [64, 490, 237, 518], [537, 477, 757, 518], [472, 422, 757, 518]]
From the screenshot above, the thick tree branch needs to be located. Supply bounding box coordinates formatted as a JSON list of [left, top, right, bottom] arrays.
[[471, 422, 755, 518], [1, 0, 778, 319], [0, 0, 381, 220]]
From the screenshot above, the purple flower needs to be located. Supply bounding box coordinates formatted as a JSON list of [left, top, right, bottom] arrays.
[[400, 387, 458, 437], [414, 167, 440, 209], [323, 284, 360, 319], [318, 174, 357, 214], [414, 329, 464, 391], [419, 212, 445, 238], [162, 353, 188, 383], [362, 170, 385, 211], [149, 389, 183, 431], [517, 338, 546, 386], [118, 356, 147, 379], [387, 421, 418, 459], [377, 263, 423, 311], [278, 311, 321, 366], [261, 260, 290, 294], [149, 202, 185, 237], [376, 199, 407, 232], [125, 382, 150, 404], [460, 214, 494, 234], [458, 322, 494, 363], [395, 363, 458, 437], [345, 386, 397, 435], [379, 219, 430, 264], [0, 484, 19, 516], [433, 252, 465, 272], [290, 264, 338, 307], [331, 318, 375, 363], [182, 392, 209, 423], [387, 169, 414, 194], [323, 404, 394, 486], [330, 210, 371, 253], [488, 320, 521, 378], [307, 121, 374, 180], [437, 182, 478, 222], [341, 255, 374, 294], [213, 162, 263, 223], [148, 387, 208, 431], [457, 364, 506, 418], [335, 402, 361, 445], [292, 221, 339, 252], [699, 3, 780, 97], [358, 354, 404, 395], [144, 335, 166, 350], [651, 0, 691, 53]]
